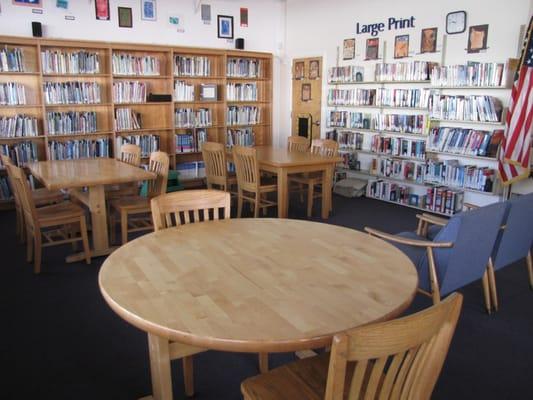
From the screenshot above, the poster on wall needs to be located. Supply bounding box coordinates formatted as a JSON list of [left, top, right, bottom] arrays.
[[301, 83, 311, 101], [217, 15, 234, 39], [394, 35, 409, 58], [309, 59, 320, 79], [343, 38, 356, 60], [56, 0, 68, 9], [240, 8, 248, 27], [118, 7, 132, 28], [169, 15, 185, 32], [141, 0, 156, 21], [294, 61, 304, 80], [12, 0, 42, 7], [95, 0, 110, 21], [201, 4, 211, 24], [467, 24, 489, 53], [365, 38, 379, 60], [420, 27, 437, 53]]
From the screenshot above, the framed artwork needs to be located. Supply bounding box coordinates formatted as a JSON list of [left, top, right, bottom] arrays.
[[141, 0, 156, 21], [118, 7, 133, 28], [394, 35, 409, 58], [343, 38, 356, 60], [56, 0, 68, 9], [301, 83, 311, 102], [201, 4, 211, 23], [309, 59, 320, 79], [200, 84, 217, 101], [12, 0, 42, 7], [365, 38, 379, 60], [95, 0, 110, 21], [240, 8, 248, 27], [217, 15, 234, 39], [421, 27, 437, 53], [467, 24, 489, 53], [294, 61, 304, 80]]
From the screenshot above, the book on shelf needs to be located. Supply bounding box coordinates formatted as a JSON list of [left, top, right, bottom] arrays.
[[371, 136, 426, 159], [367, 179, 414, 204], [427, 127, 502, 158], [226, 58, 261, 78], [226, 82, 258, 101], [328, 66, 364, 83], [116, 134, 160, 157], [375, 61, 437, 82], [0, 82, 27, 105], [375, 88, 431, 109], [112, 53, 161, 76], [46, 111, 97, 135], [425, 186, 464, 215], [41, 50, 100, 75], [0, 47, 25, 72], [226, 105, 260, 126], [114, 108, 142, 131], [373, 114, 426, 134], [176, 161, 206, 179], [429, 94, 503, 123], [48, 138, 110, 160], [327, 111, 372, 129], [43, 81, 101, 105], [226, 127, 255, 147], [424, 159, 495, 193], [174, 55, 211, 77], [113, 81, 147, 103], [0, 176, 12, 200], [430, 62, 506, 87], [326, 129, 364, 150], [0, 115, 39, 138], [327, 88, 375, 106], [378, 158, 425, 183], [174, 80, 195, 102], [0, 142, 38, 166], [175, 108, 212, 128]]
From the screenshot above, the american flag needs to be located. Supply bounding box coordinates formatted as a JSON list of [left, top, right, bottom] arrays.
[[499, 17, 533, 185]]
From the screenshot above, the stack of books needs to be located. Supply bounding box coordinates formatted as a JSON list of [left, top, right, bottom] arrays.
[[367, 180, 413, 204], [327, 111, 371, 129], [375, 61, 437, 82], [41, 50, 100, 75], [175, 129, 207, 153], [174, 80, 195, 101], [0, 83, 27, 105], [429, 94, 502, 122], [175, 108, 212, 128], [328, 66, 364, 83], [378, 158, 425, 183], [327, 88, 376, 106], [43, 81, 101, 104], [0, 142, 38, 166], [226, 83, 258, 101], [46, 111, 97, 135], [112, 53, 160, 76], [326, 130, 363, 150], [375, 88, 431, 109], [226, 128, 255, 147], [114, 108, 142, 131], [174, 55, 211, 77], [176, 161, 206, 179], [424, 159, 495, 192], [48, 138, 110, 160], [373, 114, 426, 134], [226, 106, 260, 125], [227, 58, 261, 78], [116, 134, 159, 157], [427, 127, 502, 157], [0, 47, 25, 72], [371, 136, 426, 159], [424, 186, 464, 215], [0, 115, 39, 138], [431, 62, 506, 87], [113, 81, 147, 103]]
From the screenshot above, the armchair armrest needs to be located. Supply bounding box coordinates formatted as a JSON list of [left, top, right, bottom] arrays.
[[463, 202, 480, 210], [416, 213, 448, 227], [364, 227, 453, 248]]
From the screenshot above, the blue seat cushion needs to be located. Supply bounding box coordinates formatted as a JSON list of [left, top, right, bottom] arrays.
[[427, 225, 442, 241]]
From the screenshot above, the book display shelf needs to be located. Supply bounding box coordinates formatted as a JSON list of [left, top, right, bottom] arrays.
[[326, 36, 515, 215], [0, 35, 273, 202]]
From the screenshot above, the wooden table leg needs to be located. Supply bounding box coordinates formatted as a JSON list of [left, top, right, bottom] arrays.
[[277, 168, 289, 218], [259, 352, 269, 373], [148, 333, 173, 400], [321, 165, 333, 219], [88, 185, 109, 252]]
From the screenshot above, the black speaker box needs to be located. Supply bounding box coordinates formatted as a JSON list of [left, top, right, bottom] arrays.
[[32, 22, 42, 38], [148, 93, 172, 102], [235, 38, 245, 50]]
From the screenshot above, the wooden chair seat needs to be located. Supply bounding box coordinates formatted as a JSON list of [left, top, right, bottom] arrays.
[[110, 196, 150, 211], [37, 201, 86, 225], [33, 188, 64, 206]]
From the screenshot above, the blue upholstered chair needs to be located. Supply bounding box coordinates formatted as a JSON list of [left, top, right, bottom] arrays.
[[365, 201, 508, 313]]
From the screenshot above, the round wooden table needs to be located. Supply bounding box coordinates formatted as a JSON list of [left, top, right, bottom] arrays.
[[99, 218, 418, 399]]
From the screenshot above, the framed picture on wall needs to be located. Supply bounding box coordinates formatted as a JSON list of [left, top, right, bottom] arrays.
[[420, 27, 437, 53], [309, 59, 320, 79], [301, 83, 311, 102], [118, 7, 133, 28], [141, 0, 156, 21], [467, 24, 489, 53], [12, 0, 42, 7], [95, 0, 110, 21], [394, 35, 409, 58], [217, 15, 234, 39], [343, 38, 356, 60], [294, 61, 304, 80], [365, 38, 379, 60]]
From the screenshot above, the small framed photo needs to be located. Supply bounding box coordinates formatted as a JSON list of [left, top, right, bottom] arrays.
[[420, 28, 437, 53], [200, 84, 217, 101], [365, 38, 379, 60], [394, 35, 409, 58], [141, 0, 156, 21], [309, 59, 320, 79], [217, 15, 234, 39], [118, 7, 132, 28], [467, 24, 489, 53], [294, 61, 304, 80], [95, 0, 110, 20], [12, 0, 42, 7], [301, 83, 311, 102], [343, 38, 355, 60]]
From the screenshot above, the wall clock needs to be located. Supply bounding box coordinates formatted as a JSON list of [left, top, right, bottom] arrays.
[[446, 11, 467, 34]]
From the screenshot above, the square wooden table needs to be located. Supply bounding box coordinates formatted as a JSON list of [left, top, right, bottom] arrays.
[[28, 158, 155, 262]]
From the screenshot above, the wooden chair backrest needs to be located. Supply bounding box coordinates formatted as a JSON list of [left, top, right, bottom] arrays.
[[151, 189, 231, 230], [202, 141, 228, 186], [233, 146, 260, 193], [287, 136, 309, 152], [119, 143, 141, 167], [311, 139, 339, 157], [0, 154, 21, 212], [6, 162, 39, 231], [324, 293, 463, 400], [146, 151, 170, 199]]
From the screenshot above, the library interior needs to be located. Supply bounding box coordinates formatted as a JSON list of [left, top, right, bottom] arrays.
[[0, 0, 532, 399]]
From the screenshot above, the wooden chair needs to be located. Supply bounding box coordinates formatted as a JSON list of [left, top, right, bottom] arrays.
[[202, 141, 237, 193], [110, 151, 169, 244], [287, 136, 309, 153], [241, 293, 463, 400], [288, 139, 339, 218], [1, 154, 64, 243], [6, 162, 90, 274], [233, 146, 277, 218], [106, 143, 142, 199]]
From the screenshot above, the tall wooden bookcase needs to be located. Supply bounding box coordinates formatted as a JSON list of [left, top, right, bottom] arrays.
[[0, 35, 273, 206]]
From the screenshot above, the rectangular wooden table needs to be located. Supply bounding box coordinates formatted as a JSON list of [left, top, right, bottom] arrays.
[[28, 158, 155, 262]]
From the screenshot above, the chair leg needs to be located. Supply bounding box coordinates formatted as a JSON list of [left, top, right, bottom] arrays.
[[183, 355, 194, 397], [26, 228, 33, 262], [33, 232, 42, 274], [109, 212, 116, 245], [482, 270, 492, 314], [69, 224, 78, 252], [120, 210, 129, 245], [80, 217, 91, 265], [307, 184, 314, 218], [258, 352, 269, 374], [253, 194, 260, 218], [526, 250, 533, 290], [487, 259, 498, 311], [237, 191, 243, 218]]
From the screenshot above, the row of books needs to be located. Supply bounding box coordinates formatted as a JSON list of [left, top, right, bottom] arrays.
[[116, 134, 160, 157], [371, 136, 426, 159], [112, 54, 161, 76], [41, 50, 100, 75], [174, 55, 211, 77], [0, 176, 12, 200], [226, 106, 260, 126], [48, 139, 110, 160], [327, 111, 371, 129], [328, 66, 364, 83], [428, 94, 502, 123], [375, 88, 431, 109], [374, 61, 437, 82], [176, 161, 206, 179], [175, 108, 212, 128], [0, 47, 25, 72], [175, 129, 208, 153], [327, 88, 375, 106], [174, 80, 195, 101], [373, 114, 426, 134], [326, 130, 363, 150], [114, 108, 142, 131], [46, 111, 97, 135], [367, 180, 417, 206], [430, 62, 506, 87], [424, 160, 495, 192], [1, 142, 38, 166], [425, 186, 465, 214], [0, 82, 26, 105], [43, 81, 101, 105], [226, 58, 261, 78], [113, 81, 147, 103], [377, 158, 425, 183], [0, 115, 39, 138], [226, 83, 258, 101], [226, 128, 255, 147], [427, 127, 502, 158]]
